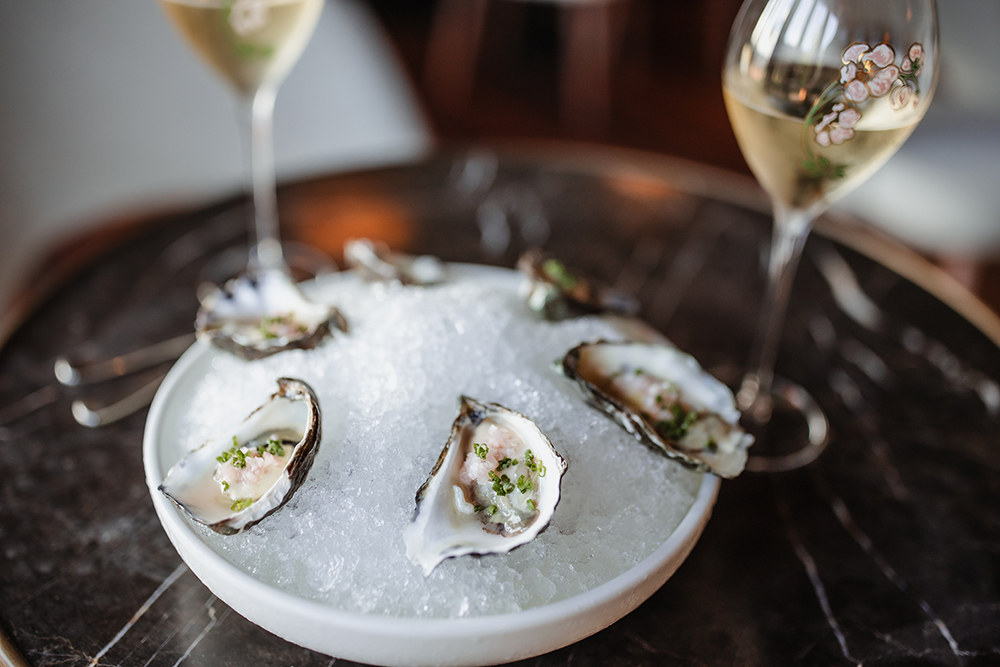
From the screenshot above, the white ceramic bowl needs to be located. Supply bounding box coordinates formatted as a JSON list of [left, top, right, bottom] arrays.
[[143, 266, 720, 666]]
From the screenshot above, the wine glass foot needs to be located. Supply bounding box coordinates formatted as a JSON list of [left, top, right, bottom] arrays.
[[742, 376, 829, 473]]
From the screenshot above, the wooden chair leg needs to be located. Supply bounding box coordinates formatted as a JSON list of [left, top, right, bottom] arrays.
[[559, 1, 628, 136], [423, 0, 490, 118]]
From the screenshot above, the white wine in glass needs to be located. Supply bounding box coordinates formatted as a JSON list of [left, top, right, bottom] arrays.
[[723, 0, 938, 470], [723, 91, 924, 213], [159, 0, 323, 96], [159, 0, 324, 270]]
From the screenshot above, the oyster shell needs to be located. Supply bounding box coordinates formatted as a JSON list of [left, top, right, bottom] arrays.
[[403, 396, 567, 576], [196, 268, 347, 360], [559, 341, 753, 478], [344, 238, 447, 286], [158, 377, 322, 535], [517, 248, 639, 321]]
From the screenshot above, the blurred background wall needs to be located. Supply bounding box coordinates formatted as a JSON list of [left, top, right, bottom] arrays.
[[366, 0, 1000, 307], [0, 0, 431, 318], [1, 0, 998, 317]]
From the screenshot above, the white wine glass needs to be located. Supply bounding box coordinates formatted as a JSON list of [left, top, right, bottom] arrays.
[[159, 0, 325, 272], [723, 0, 938, 470]]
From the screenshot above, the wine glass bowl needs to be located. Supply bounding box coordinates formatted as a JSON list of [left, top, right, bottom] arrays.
[[724, 1, 938, 218], [723, 0, 939, 469], [158, 0, 324, 97], [158, 0, 325, 273]]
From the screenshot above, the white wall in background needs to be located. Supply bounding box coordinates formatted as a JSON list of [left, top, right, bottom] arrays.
[[0, 0, 433, 316]]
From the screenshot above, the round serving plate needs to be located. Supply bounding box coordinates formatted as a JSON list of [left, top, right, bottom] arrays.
[[142, 264, 721, 667]]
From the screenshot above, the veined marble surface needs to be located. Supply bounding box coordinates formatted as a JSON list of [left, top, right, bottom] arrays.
[[1, 151, 998, 666]]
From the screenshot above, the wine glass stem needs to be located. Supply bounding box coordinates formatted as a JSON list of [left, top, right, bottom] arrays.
[[241, 87, 284, 272], [737, 202, 814, 420]]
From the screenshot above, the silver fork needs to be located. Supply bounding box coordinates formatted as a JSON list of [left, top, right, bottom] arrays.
[[56, 337, 193, 427], [70, 372, 168, 428], [54, 333, 195, 387]]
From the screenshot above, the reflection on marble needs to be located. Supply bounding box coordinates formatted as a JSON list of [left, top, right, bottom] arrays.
[[1, 153, 999, 666]]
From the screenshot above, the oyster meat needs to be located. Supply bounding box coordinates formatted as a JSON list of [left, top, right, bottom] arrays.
[[344, 238, 447, 286], [159, 377, 322, 535], [559, 341, 753, 478], [517, 248, 639, 321], [403, 396, 567, 576], [196, 268, 347, 360]]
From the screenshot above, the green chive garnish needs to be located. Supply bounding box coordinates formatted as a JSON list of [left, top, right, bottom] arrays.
[[542, 258, 578, 290], [524, 450, 546, 476], [516, 475, 533, 494], [655, 403, 699, 441], [230, 498, 254, 512], [489, 470, 514, 496], [267, 436, 285, 457]]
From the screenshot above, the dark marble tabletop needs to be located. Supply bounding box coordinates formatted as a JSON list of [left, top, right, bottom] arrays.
[[2, 146, 999, 667]]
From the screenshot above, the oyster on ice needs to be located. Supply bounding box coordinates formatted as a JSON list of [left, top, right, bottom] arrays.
[[517, 248, 638, 321], [559, 341, 753, 478], [403, 396, 567, 576], [344, 238, 447, 286], [196, 268, 347, 360], [159, 377, 322, 535]]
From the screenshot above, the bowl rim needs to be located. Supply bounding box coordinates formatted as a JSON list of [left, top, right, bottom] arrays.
[[142, 264, 721, 662]]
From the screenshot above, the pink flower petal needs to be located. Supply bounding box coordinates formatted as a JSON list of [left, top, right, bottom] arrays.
[[816, 110, 838, 132], [909, 43, 924, 61], [829, 127, 855, 144], [833, 103, 845, 112], [840, 63, 857, 84], [901, 58, 912, 73], [843, 43, 870, 64], [845, 80, 870, 103], [868, 65, 899, 97], [816, 131, 831, 147], [866, 44, 896, 68], [838, 108, 861, 128], [889, 83, 912, 111]]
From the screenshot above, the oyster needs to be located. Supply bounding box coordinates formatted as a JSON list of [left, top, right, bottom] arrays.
[[196, 268, 347, 360], [517, 248, 639, 320], [159, 377, 322, 535], [344, 238, 447, 286], [403, 396, 567, 576], [559, 341, 753, 478]]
